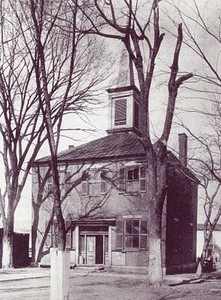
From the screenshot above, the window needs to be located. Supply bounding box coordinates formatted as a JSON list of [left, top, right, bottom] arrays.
[[127, 168, 139, 180], [119, 166, 146, 193], [66, 221, 72, 249], [114, 98, 127, 126], [125, 220, 139, 248], [100, 180, 107, 194], [58, 168, 72, 195], [81, 170, 108, 196], [45, 221, 73, 249], [82, 181, 89, 195], [116, 220, 124, 249], [116, 219, 147, 250]]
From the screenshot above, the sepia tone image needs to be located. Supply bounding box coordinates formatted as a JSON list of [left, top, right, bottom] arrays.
[[0, 0, 220, 299]]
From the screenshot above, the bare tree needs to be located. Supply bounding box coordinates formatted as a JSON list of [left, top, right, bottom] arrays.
[[183, 120, 221, 274], [77, 0, 193, 284], [166, 0, 221, 100], [0, 1, 48, 268], [168, 0, 221, 274], [0, 0, 109, 270]]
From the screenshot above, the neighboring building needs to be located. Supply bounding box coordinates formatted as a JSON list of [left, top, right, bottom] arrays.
[[31, 82, 199, 274], [197, 223, 221, 270]]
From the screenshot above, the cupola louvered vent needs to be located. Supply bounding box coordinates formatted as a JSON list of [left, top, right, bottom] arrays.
[[107, 86, 141, 136], [114, 98, 127, 126]]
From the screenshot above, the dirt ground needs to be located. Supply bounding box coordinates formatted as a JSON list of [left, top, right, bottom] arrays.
[[0, 268, 221, 300], [69, 272, 221, 300]]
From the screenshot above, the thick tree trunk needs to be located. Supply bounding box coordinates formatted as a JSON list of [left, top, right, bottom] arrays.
[[50, 248, 70, 300], [148, 237, 163, 284], [51, 159, 66, 250], [32, 202, 40, 265], [148, 142, 167, 285], [2, 236, 13, 269], [2, 216, 14, 268]]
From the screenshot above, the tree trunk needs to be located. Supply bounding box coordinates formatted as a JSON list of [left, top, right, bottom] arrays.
[[148, 142, 167, 285], [50, 248, 70, 300], [200, 228, 213, 272], [2, 216, 14, 268], [31, 202, 40, 265]]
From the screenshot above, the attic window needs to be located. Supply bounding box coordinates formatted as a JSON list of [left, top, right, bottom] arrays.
[[114, 98, 127, 126]]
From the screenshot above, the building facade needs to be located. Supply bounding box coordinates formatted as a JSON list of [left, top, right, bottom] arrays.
[[32, 85, 198, 274]]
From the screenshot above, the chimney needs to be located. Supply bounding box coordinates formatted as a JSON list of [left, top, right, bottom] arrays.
[[178, 133, 187, 166], [68, 145, 74, 149]]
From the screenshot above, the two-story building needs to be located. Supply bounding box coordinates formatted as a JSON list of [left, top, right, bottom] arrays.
[[32, 82, 198, 274]]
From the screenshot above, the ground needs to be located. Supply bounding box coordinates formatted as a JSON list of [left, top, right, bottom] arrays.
[[0, 268, 220, 300]]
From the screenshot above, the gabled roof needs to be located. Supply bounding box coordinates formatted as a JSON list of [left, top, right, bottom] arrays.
[[35, 131, 146, 164]]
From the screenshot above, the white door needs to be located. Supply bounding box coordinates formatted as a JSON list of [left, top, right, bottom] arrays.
[[87, 236, 95, 265]]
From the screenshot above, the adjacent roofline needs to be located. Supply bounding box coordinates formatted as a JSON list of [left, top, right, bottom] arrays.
[[167, 150, 200, 183]]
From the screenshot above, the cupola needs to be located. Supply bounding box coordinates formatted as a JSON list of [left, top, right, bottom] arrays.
[[106, 48, 142, 136]]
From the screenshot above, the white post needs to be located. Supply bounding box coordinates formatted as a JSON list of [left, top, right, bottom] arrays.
[[50, 248, 70, 300]]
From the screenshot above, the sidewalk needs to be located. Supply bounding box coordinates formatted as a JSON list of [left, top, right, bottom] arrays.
[[0, 266, 200, 285]]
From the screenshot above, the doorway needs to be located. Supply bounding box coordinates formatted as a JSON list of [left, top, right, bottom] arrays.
[[95, 235, 103, 264], [79, 234, 108, 265]]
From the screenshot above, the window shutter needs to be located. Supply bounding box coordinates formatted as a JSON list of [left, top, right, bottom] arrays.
[[119, 168, 125, 191], [139, 220, 148, 249], [82, 181, 89, 195], [100, 180, 107, 194], [66, 228, 72, 249], [116, 220, 124, 249], [114, 99, 127, 126], [140, 235, 147, 249], [139, 167, 146, 192]]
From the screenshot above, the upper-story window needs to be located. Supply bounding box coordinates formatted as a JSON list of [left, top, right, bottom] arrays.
[[82, 180, 90, 196], [114, 98, 127, 126], [81, 170, 108, 196], [57, 167, 72, 195], [119, 166, 146, 193]]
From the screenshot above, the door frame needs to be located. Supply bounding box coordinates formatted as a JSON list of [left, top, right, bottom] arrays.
[[79, 233, 108, 265]]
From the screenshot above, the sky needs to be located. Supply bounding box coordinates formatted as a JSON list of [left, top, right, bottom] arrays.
[[6, 0, 221, 233]]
